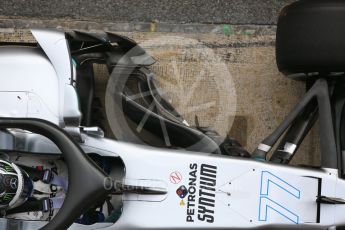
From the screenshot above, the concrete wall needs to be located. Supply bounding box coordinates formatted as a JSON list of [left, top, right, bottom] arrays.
[[0, 0, 320, 165]]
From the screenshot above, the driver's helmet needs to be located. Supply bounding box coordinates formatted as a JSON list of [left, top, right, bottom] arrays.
[[0, 160, 33, 210]]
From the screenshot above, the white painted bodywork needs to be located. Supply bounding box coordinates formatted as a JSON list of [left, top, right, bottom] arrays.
[[31, 29, 77, 127], [0, 48, 60, 124], [0, 132, 342, 230], [0, 30, 81, 131], [79, 136, 345, 230]]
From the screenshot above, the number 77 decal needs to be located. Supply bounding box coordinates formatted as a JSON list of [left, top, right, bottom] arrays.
[[259, 171, 300, 224]]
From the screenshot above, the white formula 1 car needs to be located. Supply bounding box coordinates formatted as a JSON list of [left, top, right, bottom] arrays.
[[0, 0, 345, 229]]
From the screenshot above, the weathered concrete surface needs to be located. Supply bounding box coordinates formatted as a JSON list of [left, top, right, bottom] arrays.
[[0, 25, 320, 166], [0, 0, 294, 24]]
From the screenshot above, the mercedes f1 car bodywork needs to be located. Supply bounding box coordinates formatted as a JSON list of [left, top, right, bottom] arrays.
[[1, 1, 345, 229]]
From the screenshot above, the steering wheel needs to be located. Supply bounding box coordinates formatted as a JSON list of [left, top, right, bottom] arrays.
[[0, 118, 112, 230]]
